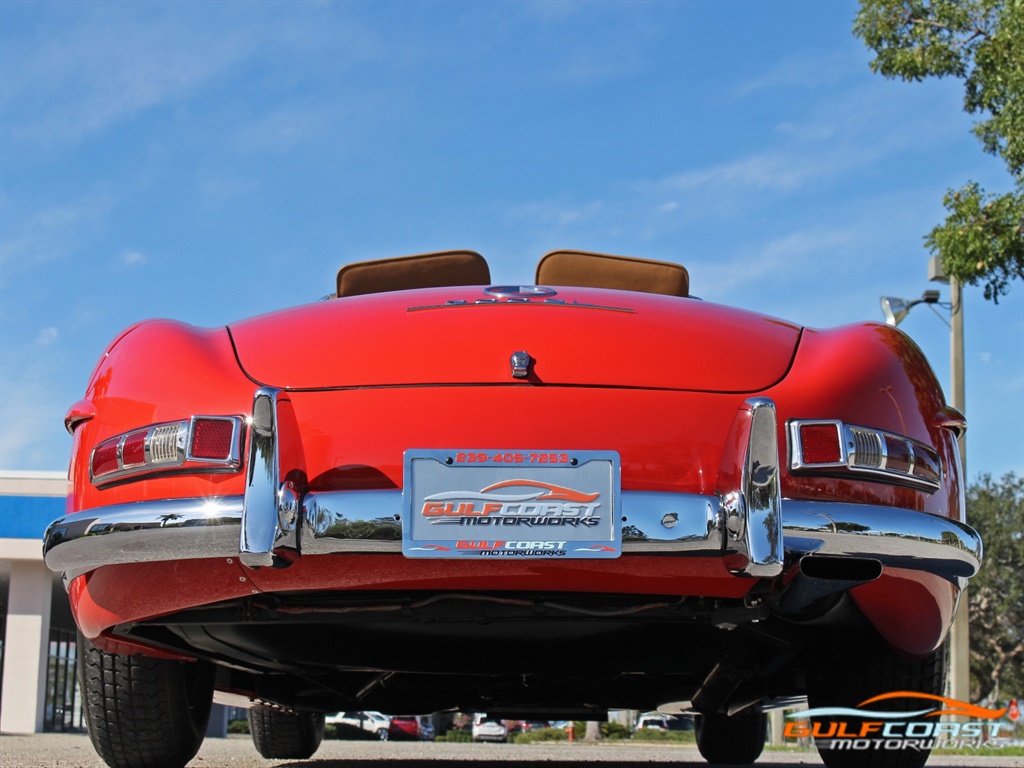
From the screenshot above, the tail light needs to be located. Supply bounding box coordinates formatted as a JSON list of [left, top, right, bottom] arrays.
[[788, 419, 942, 491], [90, 416, 244, 486]]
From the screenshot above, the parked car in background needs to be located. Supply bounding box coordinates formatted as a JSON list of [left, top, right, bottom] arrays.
[[472, 715, 509, 743], [325, 711, 391, 740], [635, 712, 693, 731], [417, 716, 436, 741], [508, 719, 550, 734], [636, 713, 670, 730], [45, 250, 983, 768], [388, 716, 420, 740]]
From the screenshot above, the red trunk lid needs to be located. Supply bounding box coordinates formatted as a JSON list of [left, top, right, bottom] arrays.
[[228, 286, 801, 392]]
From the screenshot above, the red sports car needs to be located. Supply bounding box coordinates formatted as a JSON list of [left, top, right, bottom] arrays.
[[44, 250, 982, 768]]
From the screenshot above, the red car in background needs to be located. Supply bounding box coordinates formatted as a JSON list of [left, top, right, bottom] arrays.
[[387, 716, 420, 740], [44, 250, 982, 768]]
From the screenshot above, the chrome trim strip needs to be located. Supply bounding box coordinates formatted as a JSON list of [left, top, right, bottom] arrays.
[[782, 500, 981, 585], [613, 491, 720, 553], [240, 389, 296, 567], [742, 398, 783, 578], [720, 398, 784, 578], [43, 497, 244, 582], [43, 491, 982, 586]]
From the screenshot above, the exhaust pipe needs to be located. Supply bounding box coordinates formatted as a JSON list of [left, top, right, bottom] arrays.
[[775, 556, 882, 619]]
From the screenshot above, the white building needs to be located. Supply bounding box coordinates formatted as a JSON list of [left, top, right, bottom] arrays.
[[0, 470, 77, 734], [0, 470, 230, 737]]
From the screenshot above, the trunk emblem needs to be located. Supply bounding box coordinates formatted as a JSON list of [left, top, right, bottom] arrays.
[[485, 286, 557, 298], [510, 351, 531, 379]]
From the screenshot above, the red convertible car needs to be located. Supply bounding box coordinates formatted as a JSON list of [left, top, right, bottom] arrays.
[[44, 250, 981, 768]]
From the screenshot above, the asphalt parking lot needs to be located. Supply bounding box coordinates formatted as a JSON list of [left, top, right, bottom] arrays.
[[1, 734, 1022, 768]]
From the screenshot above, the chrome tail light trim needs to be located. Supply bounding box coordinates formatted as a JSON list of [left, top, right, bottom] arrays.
[[788, 419, 943, 492], [89, 416, 245, 487]]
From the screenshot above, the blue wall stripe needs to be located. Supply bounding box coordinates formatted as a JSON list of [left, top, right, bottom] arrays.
[[0, 495, 65, 539]]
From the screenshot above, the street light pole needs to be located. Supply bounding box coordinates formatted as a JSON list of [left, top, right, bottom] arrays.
[[948, 275, 970, 707], [950, 276, 966, 465], [880, 271, 970, 704]]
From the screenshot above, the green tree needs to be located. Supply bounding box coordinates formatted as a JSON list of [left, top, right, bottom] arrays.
[[854, 0, 1024, 302], [965, 473, 1023, 704]]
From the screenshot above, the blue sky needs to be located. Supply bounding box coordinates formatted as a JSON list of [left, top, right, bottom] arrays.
[[1, 0, 1021, 484]]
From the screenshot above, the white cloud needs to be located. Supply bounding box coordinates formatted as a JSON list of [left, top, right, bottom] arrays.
[[198, 175, 260, 209], [4, 19, 250, 145], [35, 327, 59, 347], [1, 3, 379, 148], [0, 195, 114, 274], [661, 151, 825, 193], [511, 200, 607, 229], [695, 227, 859, 301], [774, 121, 837, 141], [233, 109, 326, 153], [735, 51, 858, 97], [121, 250, 145, 266], [521, 0, 585, 22], [0, 365, 70, 470]]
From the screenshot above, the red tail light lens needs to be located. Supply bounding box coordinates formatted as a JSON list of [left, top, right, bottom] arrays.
[[91, 439, 120, 478], [798, 423, 842, 464], [120, 430, 148, 467], [912, 447, 942, 484], [883, 435, 913, 473], [190, 418, 235, 460]]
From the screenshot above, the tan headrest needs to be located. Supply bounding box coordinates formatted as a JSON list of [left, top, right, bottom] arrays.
[[337, 250, 490, 298], [535, 250, 688, 297]]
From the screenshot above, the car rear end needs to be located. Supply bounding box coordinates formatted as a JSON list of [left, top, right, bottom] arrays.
[[45, 260, 981, 768]]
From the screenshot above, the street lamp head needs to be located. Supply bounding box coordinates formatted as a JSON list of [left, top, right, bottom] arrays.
[[880, 296, 911, 326], [880, 290, 944, 326]]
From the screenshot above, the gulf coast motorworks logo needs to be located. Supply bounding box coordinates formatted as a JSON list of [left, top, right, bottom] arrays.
[[785, 692, 1009, 752], [413, 479, 607, 556], [420, 479, 603, 527]]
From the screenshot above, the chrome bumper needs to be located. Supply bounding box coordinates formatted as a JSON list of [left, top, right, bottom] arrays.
[[43, 489, 981, 585], [45, 389, 981, 585]]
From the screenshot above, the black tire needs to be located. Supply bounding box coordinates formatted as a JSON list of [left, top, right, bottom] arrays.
[[806, 634, 947, 768], [248, 704, 325, 759], [376, 727, 390, 740], [78, 632, 214, 768], [695, 708, 767, 765]]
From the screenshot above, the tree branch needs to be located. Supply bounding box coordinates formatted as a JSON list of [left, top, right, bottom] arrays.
[[902, 15, 992, 45]]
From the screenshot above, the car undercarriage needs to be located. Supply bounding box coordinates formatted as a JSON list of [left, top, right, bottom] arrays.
[[121, 585, 871, 719]]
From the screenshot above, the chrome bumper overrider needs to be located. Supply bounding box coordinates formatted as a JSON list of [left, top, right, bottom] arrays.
[[44, 390, 982, 585], [43, 490, 981, 585]]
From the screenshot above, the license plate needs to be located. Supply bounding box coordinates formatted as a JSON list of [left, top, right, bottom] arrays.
[[402, 449, 621, 559]]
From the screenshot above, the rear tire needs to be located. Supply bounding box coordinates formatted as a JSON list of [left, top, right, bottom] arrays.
[[807, 633, 947, 768], [78, 632, 214, 768], [248, 704, 325, 759], [695, 708, 767, 765]]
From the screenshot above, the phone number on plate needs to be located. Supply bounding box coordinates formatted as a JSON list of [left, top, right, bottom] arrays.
[[454, 452, 570, 464]]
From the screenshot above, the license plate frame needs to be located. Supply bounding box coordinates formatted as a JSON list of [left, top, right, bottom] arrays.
[[402, 449, 621, 559]]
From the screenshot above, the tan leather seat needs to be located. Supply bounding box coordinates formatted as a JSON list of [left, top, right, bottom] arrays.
[[535, 250, 688, 297], [337, 250, 490, 298]]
